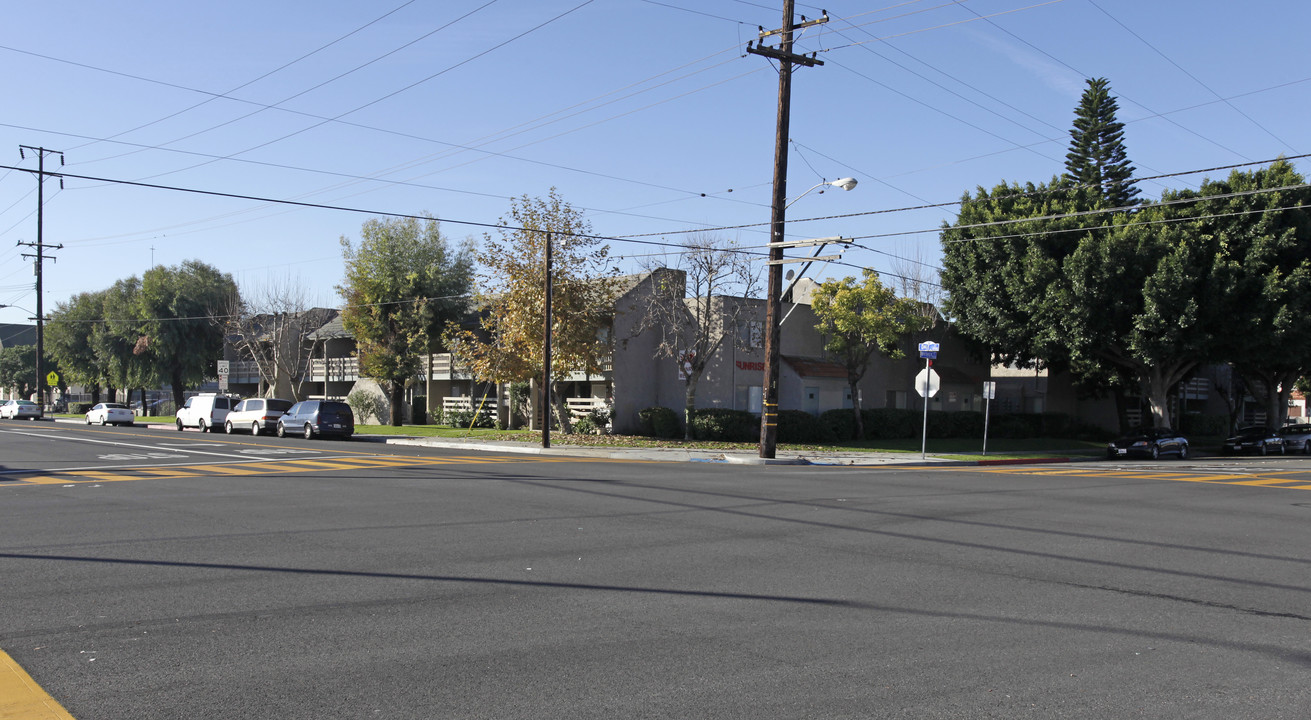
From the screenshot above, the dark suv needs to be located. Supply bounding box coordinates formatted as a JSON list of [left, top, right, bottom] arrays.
[[276, 400, 355, 439]]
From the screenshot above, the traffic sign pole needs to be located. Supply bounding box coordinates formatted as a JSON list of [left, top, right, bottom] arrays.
[[921, 356, 930, 460]]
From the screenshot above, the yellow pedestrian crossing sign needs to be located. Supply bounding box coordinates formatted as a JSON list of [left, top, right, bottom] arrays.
[[46, 371, 59, 387]]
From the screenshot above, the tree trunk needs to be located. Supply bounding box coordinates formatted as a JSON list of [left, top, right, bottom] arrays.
[[388, 381, 405, 426], [1144, 360, 1195, 429], [683, 371, 701, 441], [550, 381, 573, 434], [850, 379, 864, 440], [171, 366, 186, 408]]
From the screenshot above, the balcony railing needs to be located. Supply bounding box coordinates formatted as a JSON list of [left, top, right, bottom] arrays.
[[309, 356, 359, 382]]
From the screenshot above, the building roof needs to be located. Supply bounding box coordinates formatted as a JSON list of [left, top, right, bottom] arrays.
[[306, 315, 350, 340], [783, 356, 848, 379], [0, 323, 36, 348]]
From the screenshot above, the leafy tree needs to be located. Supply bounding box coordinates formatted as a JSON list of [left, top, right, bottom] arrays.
[[92, 276, 149, 402], [1054, 201, 1219, 428], [45, 290, 110, 404], [338, 215, 474, 425], [633, 233, 760, 439], [811, 270, 930, 438], [1200, 160, 1311, 425], [449, 190, 618, 433], [939, 177, 1092, 369], [1065, 77, 1139, 208], [0, 345, 39, 397], [139, 261, 239, 407]]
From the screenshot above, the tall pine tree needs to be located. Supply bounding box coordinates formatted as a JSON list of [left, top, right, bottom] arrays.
[[1064, 77, 1139, 207]]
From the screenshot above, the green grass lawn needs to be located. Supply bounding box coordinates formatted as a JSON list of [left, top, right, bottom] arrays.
[[54, 414, 1224, 460]]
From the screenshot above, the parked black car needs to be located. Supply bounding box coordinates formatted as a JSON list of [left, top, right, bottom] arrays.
[[1277, 423, 1311, 454], [276, 400, 355, 439], [1221, 426, 1285, 456], [1106, 427, 1189, 460]]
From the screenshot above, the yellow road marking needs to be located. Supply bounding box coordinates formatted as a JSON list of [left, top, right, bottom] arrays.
[[0, 647, 75, 719], [0, 452, 632, 488], [960, 464, 1311, 491]]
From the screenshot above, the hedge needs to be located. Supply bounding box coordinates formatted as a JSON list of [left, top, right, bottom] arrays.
[[777, 409, 839, 444], [637, 406, 682, 438], [690, 408, 758, 442]]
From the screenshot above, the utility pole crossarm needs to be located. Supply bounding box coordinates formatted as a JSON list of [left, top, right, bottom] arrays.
[[746, 43, 824, 67]]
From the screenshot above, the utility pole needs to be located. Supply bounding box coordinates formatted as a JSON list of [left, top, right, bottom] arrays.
[[540, 232, 554, 449], [17, 146, 64, 409], [747, 3, 826, 459]]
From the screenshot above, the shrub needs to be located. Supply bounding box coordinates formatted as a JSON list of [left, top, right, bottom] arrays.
[[690, 408, 758, 442], [638, 406, 681, 438], [777, 409, 838, 444], [925, 410, 956, 439], [950, 411, 985, 438], [820, 408, 858, 441], [347, 390, 385, 425], [1180, 413, 1229, 437], [862, 408, 919, 439], [72, 402, 94, 415], [446, 406, 496, 429], [990, 414, 1034, 439]]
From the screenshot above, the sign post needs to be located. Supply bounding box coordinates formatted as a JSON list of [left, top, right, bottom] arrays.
[[916, 342, 941, 460], [982, 381, 996, 455]]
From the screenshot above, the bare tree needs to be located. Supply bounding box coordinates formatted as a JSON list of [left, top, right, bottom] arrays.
[[634, 233, 761, 439], [889, 243, 947, 326], [222, 276, 336, 401]]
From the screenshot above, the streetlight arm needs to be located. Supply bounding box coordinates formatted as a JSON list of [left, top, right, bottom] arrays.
[[783, 177, 857, 209]]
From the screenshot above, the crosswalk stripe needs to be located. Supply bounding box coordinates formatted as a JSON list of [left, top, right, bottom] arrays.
[[1, 452, 622, 487]]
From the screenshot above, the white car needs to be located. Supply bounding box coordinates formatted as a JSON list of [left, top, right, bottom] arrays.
[[0, 399, 43, 420], [86, 402, 134, 426], [224, 397, 294, 435], [175, 393, 238, 432]]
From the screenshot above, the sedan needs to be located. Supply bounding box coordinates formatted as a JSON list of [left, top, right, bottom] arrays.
[[0, 399, 43, 420], [86, 402, 134, 426], [1222, 426, 1285, 456], [1106, 427, 1189, 460], [1277, 423, 1311, 454]]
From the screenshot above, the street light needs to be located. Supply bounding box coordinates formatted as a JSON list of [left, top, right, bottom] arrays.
[[785, 178, 857, 209]]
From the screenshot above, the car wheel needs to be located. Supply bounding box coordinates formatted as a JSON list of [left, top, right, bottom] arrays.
[[176, 418, 184, 432], [1281, 444, 1287, 455], [1260, 444, 1268, 456], [1177, 444, 1188, 460], [1150, 445, 1159, 460], [225, 420, 235, 434], [251, 422, 261, 437], [86, 415, 93, 425], [276, 422, 287, 438], [1304, 442, 1310, 456], [101, 416, 109, 426], [303, 423, 314, 440]]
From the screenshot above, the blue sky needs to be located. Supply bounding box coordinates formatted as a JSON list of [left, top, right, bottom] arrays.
[[2, 0, 1308, 326]]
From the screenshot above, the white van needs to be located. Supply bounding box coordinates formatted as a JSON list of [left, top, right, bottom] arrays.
[[175, 393, 239, 432]]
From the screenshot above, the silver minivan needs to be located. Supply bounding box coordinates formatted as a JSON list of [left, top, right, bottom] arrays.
[[224, 397, 294, 435]]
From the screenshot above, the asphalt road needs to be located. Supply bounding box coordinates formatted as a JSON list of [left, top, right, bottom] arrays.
[[2, 420, 1310, 719]]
